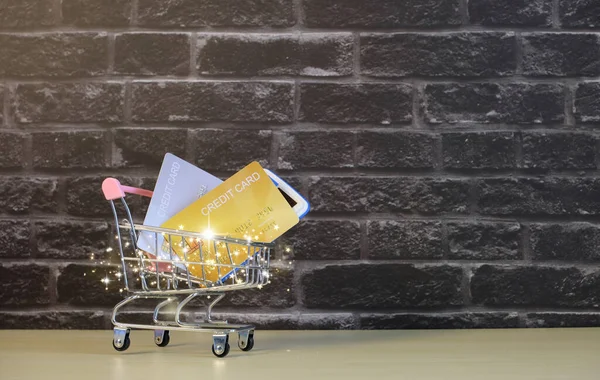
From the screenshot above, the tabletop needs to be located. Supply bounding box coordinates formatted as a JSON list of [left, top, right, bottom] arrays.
[[0, 328, 598, 380]]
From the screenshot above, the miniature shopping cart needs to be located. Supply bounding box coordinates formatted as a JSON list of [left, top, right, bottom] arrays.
[[101, 178, 274, 357]]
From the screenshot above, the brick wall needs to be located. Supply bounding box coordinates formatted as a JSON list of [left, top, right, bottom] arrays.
[[1, 0, 600, 330]]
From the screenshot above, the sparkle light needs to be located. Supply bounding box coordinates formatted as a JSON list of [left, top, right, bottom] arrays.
[[106, 248, 113, 253], [102, 277, 110, 285]]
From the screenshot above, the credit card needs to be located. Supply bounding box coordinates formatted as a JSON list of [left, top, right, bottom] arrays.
[[160, 161, 299, 283], [264, 168, 310, 219], [137, 153, 222, 261]]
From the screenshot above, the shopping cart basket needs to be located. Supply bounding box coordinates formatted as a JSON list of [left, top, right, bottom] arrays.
[[102, 178, 274, 357]]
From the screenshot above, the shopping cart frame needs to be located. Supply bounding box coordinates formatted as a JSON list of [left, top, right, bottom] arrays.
[[102, 177, 275, 357]]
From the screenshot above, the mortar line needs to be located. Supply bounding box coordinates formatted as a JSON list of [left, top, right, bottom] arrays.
[[515, 32, 524, 75], [190, 32, 198, 76], [461, 265, 472, 306], [53, 0, 62, 24], [459, 0, 469, 25], [131, 0, 139, 26], [294, 0, 305, 27], [360, 221, 369, 260], [48, 264, 58, 304], [564, 83, 576, 127], [515, 130, 524, 169], [270, 131, 281, 170], [353, 32, 361, 78], [105, 128, 114, 168], [522, 224, 533, 261], [123, 81, 132, 123], [107, 33, 116, 74], [3, 83, 10, 128], [441, 220, 449, 260], [552, 0, 560, 28]]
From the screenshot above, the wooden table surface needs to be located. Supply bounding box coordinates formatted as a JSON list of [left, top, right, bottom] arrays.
[[0, 328, 598, 379]]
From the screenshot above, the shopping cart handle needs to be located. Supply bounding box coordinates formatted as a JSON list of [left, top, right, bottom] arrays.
[[102, 178, 153, 200]]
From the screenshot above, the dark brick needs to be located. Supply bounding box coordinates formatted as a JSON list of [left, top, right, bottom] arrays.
[[424, 83, 564, 124], [0, 264, 49, 306], [0, 177, 58, 214], [361, 32, 516, 77], [522, 33, 600, 77], [0, 0, 57, 29], [560, 0, 600, 28], [278, 131, 354, 170], [471, 265, 600, 308], [14, 83, 124, 124], [298, 313, 357, 330], [368, 221, 443, 259], [198, 34, 353, 77], [63, 0, 131, 26], [0, 220, 31, 258], [191, 129, 271, 171], [0, 132, 25, 168], [216, 313, 300, 329], [526, 313, 600, 328], [0, 311, 105, 329], [0, 33, 108, 77], [113, 128, 188, 168], [477, 177, 600, 216], [303, 0, 461, 28], [574, 82, 600, 123], [32, 131, 106, 169], [302, 264, 464, 309], [300, 83, 412, 124], [35, 220, 109, 259], [57, 264, 124, 306], [530, 223, 600, 262], [138, 0, 294, 27], [278, 220, 361, 260], [522, 132, 597, 170], [442, 132, 516, 169], [448, 221, 521, 260], [469, 0, 552, 26], [66, 176, 136, 217], [309, 177, 470, 214], [361, 312, 519, 329], [215, 268, 295, 308], [357, 131, 435, 169], [132, 81, 293, 123], [0, 84, 3, 124], [115, 33, 190, 76]]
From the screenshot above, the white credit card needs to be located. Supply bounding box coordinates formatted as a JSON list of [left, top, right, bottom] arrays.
[[137, 153, 223, 260]]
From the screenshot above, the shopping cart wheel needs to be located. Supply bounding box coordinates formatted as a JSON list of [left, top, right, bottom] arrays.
[[112, 329, 130, 352], [238, 330, 255, 351], [154, 330, 170, 347], [212, 334, 230, 358]]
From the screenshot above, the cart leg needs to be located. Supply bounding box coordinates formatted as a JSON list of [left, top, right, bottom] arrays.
[[154, 329, 170, 347], [206, 293, 227, 324], [237, 330, 255, 351], [113, 328, 130, 352], [211, 334, 230, 358]]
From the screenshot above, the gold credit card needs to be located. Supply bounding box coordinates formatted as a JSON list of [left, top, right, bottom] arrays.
[[160, 161, 299, 283]]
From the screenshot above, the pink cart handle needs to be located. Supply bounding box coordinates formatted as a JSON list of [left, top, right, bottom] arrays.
[[102, 177, 153, 200]]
